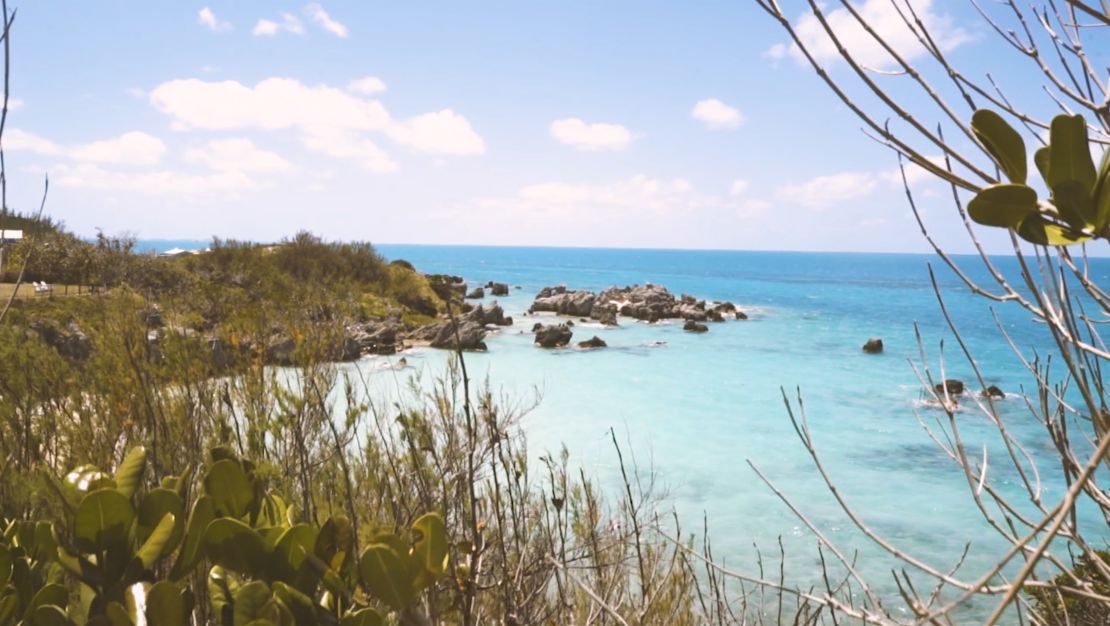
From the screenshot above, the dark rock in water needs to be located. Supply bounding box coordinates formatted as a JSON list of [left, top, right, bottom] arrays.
[[578, 336, 607, 349], [735, 310, 749, 320], [266, 336, 297, 365], [413, 320, 487, 351], [934, 379, 965, 395], [591, 303, 619, 327], [466, 287, 485, 299], [580, 318, 589, 322], [488, 282, 510, 296], [348, 320, 403, 355], [531, 287, 596, 317], [713, 301, 737, 315], [534, 323, 573, 348], [981, 385, 1005, 399], [707, 309, 724, 322], [566, 320, 574, 327], [531, 322, 544, 333], [466, 302, 512, 326], [862, 338, 883, 353], [683, 320, 709, 333]]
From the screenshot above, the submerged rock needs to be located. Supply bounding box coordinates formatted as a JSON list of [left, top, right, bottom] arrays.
[[981, 385, 1005, 399], [862, 338, 883, 353], [466, 287, 485, 299], [683, 320, 709, 333], [578, 336, 607, 349], [487, 282, 510, 296], [934, 379, 965, 395]]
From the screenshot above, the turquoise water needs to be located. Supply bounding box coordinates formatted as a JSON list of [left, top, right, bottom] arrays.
[[355, 245, 1108, 617]]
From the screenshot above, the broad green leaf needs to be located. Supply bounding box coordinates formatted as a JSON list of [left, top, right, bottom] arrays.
[[135, 513, 176, 569], [202, 518, 268, 577], [0, 594, 17, 624], [967, 184, 1038, 228], [339, 608, 385, 626], [29, 604, 71, 626], [104, 601, 134, 626], [145, 581, 189, 626], [204, 460, 254, 519], [358, 543, 414, 611], [270, 582, 317, 626], [33, 522, 57, 564], [73, 490, 134, 553], [1034, 146, 1052, 183], [314, 516, 354, 574], [1047, 114, 1097, 192], [1018, 215, 1092, 246], [271, 525, 318, 579], [170, 495, 214, 581], [972, 109, 1027, 183], [232, 581, 272, 626], [411, 513, 449, 584], [64, 466, 113, 499], [137, 489, 184, 552], [113, 447, 146, 500], [1095, 148, 1110, 229], [208, 566, 239, 624], [26, 584, 68, 618], [1050, 179, 1096, 230]]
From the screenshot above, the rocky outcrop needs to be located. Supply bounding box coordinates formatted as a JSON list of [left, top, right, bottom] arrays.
[[466, 287, 485, 299], [412, 320, 487, 351], [531, 286, 597, 317], [683, 320, 709, 333], [465, 302, 512, 327], [534, 323, 573, 348], [426, 274, 467, 301], [981, 385, 1005, 399], [862, 338, 883, 353], [486, 282, 510, 296], [31, 320, 91, 361], [578, 336, 607, 349], [348, 320, 403, 355], [934, 379, 965, 395]]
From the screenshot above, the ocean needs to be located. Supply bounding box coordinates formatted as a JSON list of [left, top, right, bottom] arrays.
[[145, 240, 1109, 617]]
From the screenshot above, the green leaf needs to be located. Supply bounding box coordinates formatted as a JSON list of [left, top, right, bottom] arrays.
[[411, 513, 448, 587], [33, 522, 57, 564], [202, 518, 268, 577], [145, 582, 189, 626], [271, 525, 318, 580], [1051, 179, 1096, 231], [232, 581, 272, 626], [135, 513, 176, 570], [972, 109, 1027, 183], [103, 601, 134, 626], [0, 545, 11, 583], [112, 448, 146, 500], [137, 489, 184, 553], [967, 183, 1038, 228], [1094, 148, 1110, 229], [339, 608, 384, 626], [29, 604, 71, 626], [358, 543, 414, 611], [1017, 215, 1092, 246], [73, 490, 134, 554], [1047, 114, 1097, 192], [0, 594, 18, 625], [64, 466, 113, 500], [25, 584, 68, 618], [1034, 146, 1052, 183], [170, 495, 214, 581], [204, 460, 254, 519], [270, 582, 317, 626], [314, 516, 354, 575]]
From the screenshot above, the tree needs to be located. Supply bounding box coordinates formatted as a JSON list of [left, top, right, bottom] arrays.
[[718, 1, 1110, 623]]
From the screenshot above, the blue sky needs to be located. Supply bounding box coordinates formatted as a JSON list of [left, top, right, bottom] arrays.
[[1, 1, 1096, 252]]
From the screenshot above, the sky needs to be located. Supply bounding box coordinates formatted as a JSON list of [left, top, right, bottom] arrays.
[[2, 1, 1103, 253]]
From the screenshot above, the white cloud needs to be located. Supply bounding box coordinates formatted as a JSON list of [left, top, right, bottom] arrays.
[[184, 138, 293, 173], [7, 129, 166, 166], [305, 4, 349, 38], [777, 171, 877, 210], [348, 76, 387, 95], [53, 163, 254, 194], [737, 198, 771, 219], [386, 110, 485, 156], [198, 7, 232, 33], [729, 179, 750, 195], [549, 118, 633, 151], [6, 98, 23, 111], [253, 13, 304, 36], [691, 99, 743, 130], [149, 77, 485, 168], [301, 126, 398, 172], [880, 155, 946, 187], [470, 175, 704, 220], [765, 0, 971, 69]]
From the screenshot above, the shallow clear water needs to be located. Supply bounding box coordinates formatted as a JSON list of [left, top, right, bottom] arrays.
[[356, 245, 1110, 619]]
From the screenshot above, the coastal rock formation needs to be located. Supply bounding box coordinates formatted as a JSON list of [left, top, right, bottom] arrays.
[[578, 336, 607, 349], [426, 274, 467, 300], [862, 338, 883, 353], [534, 323, 573, 348], [591, 303, 619, 326], [266, 336, 297, 365], [466, 287, 485, 299], [683, 320, 709, 333], [531, 286, 597, 317], [934, 379, 965, 395], [466, 302, 512, 327], [348, 320, 402, 355], [981, 385, 1005, 399], [486, 282, 510, 296], [413, 320, 487, 351]]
